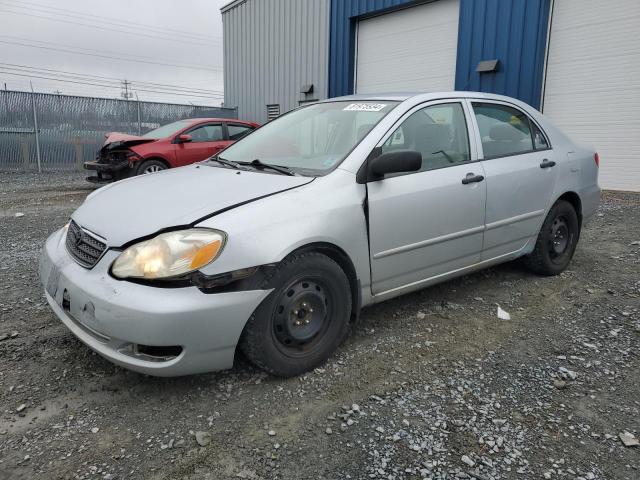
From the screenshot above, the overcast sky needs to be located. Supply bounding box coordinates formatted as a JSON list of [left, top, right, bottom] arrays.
[[0, 0, 228, 106]]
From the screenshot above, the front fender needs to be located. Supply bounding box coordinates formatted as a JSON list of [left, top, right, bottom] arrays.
[[196, 169, 372, 295], [131, 144, 175, 166]]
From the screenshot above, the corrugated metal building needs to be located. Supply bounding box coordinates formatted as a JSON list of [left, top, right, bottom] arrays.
[[222, 0, 640, 191], [221, 0, 330, 124]]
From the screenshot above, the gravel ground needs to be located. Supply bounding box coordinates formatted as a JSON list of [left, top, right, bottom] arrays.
[[0, 172, 639, 480]]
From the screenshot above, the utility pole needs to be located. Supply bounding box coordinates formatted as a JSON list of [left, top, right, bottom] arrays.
[[121, 79, 133, 100]]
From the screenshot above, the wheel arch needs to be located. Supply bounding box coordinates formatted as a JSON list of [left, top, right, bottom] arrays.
[[286, 242, 361, 323], [141, 156, 171, 168], [556, 191, 582, 228]]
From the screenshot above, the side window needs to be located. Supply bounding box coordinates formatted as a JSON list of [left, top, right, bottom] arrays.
[[472, 103, 534, 158], [188, 124, 223, 142], [531, 122, 549, 150], [228, 124, 253, 141], [381, 102, 470, 172]]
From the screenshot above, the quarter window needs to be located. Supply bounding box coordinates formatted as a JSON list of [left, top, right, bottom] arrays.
[[531, 122, 549, 150], [187, 124, 223, 142], [227, 124, 253, 141], [381, 103, 471, 172], [472, 103, 534, 158]]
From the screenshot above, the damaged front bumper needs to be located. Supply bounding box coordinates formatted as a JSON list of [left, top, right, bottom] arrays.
[[39, 227, 271, 376], [84, 157, 131, 183]]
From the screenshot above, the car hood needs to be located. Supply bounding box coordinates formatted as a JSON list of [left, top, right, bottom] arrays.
[[72, 164, 314, 247], [101, 132, 157, 151]]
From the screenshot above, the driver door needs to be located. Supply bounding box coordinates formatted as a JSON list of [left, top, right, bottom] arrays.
[[366, 102, 487, 295], [174, 123, 225, 167]]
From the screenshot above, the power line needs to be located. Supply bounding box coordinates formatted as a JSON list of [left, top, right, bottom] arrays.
[[0, 70, 224, 99], [0, 38, 222, 72], [3, 82, 223, 106], [0, 35, 222, 72], [0, 63, 225, 102], [6, 81, 176, 101], [0, 63, 224, 95], [0, 0, 222, 43], [0, 7, 221, 47], [1, 0, 219, 43]]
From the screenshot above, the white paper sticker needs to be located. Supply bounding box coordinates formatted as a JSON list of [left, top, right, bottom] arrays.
[[343, 103, 387, 112]]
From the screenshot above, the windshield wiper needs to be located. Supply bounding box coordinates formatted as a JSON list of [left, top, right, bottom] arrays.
[[206, 156, 241, 169], [237, 159, 296, 176]]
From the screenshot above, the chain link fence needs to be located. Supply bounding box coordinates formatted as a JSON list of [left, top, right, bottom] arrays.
[[0, 90, 236, 171]]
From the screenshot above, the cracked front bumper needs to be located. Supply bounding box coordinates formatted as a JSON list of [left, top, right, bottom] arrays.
[[39, 228, 271, 376]]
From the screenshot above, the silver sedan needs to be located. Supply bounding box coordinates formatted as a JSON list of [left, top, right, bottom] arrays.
[[40, 92, 600, 377]]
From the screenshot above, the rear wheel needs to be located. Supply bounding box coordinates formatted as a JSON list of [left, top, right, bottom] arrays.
[[524, 200, 580, 275], [137, 159, 167, 175], [240, 252, 352, 377]]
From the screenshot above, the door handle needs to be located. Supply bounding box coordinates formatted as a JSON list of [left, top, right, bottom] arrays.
[[461, 173, 484, 185], [540, 159, 556, 169]]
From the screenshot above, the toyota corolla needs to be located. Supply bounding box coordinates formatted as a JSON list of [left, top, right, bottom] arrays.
[[40, 92, 600, 377]]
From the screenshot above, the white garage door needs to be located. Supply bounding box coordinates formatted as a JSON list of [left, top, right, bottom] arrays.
[[543, 0, 640, 191], [355, 0, 459, 94]]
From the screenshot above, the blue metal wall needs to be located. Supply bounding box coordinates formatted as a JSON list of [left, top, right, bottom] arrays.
[[329, 0, 551, 108], [455, 0, 550, 108]]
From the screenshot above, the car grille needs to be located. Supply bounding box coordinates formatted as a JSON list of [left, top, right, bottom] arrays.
[[65, 220, 107, 268]]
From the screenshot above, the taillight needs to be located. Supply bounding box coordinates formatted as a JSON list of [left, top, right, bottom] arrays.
[[594, 152, 600, 167]]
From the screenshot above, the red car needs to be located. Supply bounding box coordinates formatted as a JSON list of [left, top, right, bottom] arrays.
[[85, 118, 259, 183]]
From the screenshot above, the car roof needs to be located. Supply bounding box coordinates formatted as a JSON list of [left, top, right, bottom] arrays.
[[183, 118, 257, 125], [322, 91, 532, 107]]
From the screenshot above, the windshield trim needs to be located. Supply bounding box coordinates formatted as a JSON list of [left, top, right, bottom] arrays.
[[217, 100, 400, 177]]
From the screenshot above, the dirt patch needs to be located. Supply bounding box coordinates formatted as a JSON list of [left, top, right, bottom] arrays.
[[0, 174, 638, 479]]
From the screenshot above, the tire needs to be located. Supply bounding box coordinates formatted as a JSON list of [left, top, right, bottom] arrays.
[[240, 252, 352, 377], [136, 159, 168, 175], [523, 200, 580, 276]]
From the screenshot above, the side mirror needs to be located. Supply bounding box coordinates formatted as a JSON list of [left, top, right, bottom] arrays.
[[368, 150, 422, 180], [177, 134, 192, 143]]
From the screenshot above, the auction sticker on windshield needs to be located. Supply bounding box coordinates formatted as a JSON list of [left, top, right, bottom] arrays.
[[343, 103, 387, 112]]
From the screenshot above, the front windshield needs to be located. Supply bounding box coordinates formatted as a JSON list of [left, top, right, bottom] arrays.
[[142, 120, 192, 139], [219, 101, 399, 174]]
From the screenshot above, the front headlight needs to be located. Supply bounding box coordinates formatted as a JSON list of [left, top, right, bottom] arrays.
[[112, 229, 226, 280]]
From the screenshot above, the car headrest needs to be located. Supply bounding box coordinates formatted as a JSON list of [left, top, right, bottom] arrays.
[[415, 123, 451, 154], [489, 123, 527, 142]]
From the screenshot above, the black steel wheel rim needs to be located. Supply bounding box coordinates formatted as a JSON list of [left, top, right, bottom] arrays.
[[548, 215, 570, 258], [272, 278, 331, 356]]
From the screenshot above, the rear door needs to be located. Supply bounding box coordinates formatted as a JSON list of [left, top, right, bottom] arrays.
[[174, 122, 225, 167], [367, 101, 486, 295], [469, 101, 559, 259]]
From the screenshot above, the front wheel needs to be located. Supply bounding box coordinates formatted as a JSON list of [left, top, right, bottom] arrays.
[[240, 252, 352, 377], [524, 200, 580, 275], [136, 159, 167, 175]]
